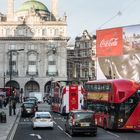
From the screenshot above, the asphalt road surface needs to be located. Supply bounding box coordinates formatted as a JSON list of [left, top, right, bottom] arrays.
[[13, 103, 140, 140]]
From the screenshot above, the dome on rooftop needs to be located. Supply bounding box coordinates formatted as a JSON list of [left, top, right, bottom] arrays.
[[17, 0, 50, 13]]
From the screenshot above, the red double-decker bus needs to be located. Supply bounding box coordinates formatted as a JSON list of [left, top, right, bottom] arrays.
[[50, 80, 84, 115], [0, 87, 11, 96], [84, 79, 140, 130]]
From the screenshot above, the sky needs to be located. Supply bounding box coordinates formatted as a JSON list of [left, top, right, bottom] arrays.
[[0, 0, 140, 43]]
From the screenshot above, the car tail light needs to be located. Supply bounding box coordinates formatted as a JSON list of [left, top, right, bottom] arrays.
[[72, 114, 76, 126], [72, 119, 76, 126], [95, 119, 97, 125]]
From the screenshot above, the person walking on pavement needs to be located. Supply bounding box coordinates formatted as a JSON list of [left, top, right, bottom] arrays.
[[3, 97, 7, 108], [0, 95, 3, 108], [12, 98, 16, 115]]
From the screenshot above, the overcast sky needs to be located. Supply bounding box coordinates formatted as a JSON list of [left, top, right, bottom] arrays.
[[0, 0, 140, 42]]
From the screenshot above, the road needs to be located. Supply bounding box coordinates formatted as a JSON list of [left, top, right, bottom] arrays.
[[13, 103, 140, 140]]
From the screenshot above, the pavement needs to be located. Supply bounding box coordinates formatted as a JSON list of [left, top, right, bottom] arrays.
[[0, 103, 21, 140]]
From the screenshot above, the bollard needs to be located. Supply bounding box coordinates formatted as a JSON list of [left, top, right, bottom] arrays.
[[1, 111, 6, 123]]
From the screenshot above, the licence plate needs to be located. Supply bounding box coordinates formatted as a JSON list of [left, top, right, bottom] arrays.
[[40, 119, 48, 122], [80, 123, 90, 127]]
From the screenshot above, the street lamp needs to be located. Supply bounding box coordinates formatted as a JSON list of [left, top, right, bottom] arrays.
[[3, 72, 5, 89], [9, 49, 24, 116]]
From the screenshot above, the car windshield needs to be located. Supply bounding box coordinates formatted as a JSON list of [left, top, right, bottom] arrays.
[[36, 113, 51, 119], [75, 112, 93, 122]]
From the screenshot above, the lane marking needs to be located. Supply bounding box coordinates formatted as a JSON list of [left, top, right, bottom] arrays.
[[57, 125, 72, 138], [30, 134, 42, 139], [64, 132, 71, 138], [58, 125, 63, 131], [106, 131, 120, 138]]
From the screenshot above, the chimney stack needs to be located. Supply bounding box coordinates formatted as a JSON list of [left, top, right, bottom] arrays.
[[7, 0, 14, 21], [51, 0, 58, 19]]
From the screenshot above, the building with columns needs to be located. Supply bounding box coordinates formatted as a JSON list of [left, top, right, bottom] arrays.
[[0, 0, 69, 97]]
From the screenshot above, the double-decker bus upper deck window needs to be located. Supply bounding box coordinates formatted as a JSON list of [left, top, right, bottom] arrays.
[[84, 83, 111, 92]]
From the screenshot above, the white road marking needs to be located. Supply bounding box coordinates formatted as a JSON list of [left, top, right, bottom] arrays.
[[58, 125, 63, 131], [64, 132, 71, 138], [53, 121, 56, 124], [57, 125, 72, 138], [30, 134, 42, 139], [36, 134, 42, 139], [106, 131, 120, 138]]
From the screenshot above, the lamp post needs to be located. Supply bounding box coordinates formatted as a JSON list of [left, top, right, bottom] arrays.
[[3, 72, 5, 89], [9, 49, 24, 116]]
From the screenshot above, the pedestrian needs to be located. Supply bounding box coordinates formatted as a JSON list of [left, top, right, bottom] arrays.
[[3, 97, 7, 108], [12, 98, 16, 115], [0, 95, 3, 108]]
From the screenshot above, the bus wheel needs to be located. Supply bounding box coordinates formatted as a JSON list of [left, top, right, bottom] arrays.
[[103, 119, 107, 130]]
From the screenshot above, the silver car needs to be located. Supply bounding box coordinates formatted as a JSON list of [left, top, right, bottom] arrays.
[[32, 111, 54, 129]]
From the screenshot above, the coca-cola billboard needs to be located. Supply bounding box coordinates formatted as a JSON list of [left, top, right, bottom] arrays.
[[96, 27, 123, 57]]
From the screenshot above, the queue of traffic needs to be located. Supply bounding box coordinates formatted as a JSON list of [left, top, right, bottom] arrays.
[[2, 79, 140, 137]]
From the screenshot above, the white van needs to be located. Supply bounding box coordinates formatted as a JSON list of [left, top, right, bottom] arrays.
[[29, 92, 43, 103]]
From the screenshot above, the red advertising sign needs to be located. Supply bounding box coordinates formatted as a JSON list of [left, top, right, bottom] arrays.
[[96, 27, 123, 57], [69, 86, 78, 111]]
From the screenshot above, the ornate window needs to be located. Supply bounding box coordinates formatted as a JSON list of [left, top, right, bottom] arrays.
[[8, 51, 18, 76], [47, 55, 57, 76], [27, 51, 37, 75]]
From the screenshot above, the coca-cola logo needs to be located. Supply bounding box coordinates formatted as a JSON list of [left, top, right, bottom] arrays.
[[100, 38, 118, 48]]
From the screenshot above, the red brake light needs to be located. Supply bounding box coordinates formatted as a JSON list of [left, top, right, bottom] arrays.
[[72, 119, 76, 126], [72, 114, 76, 126]]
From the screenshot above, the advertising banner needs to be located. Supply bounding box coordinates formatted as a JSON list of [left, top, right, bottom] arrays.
[[123, 25, 140, 54], [97, 24, 140, 81], [96, 27, 123, 57]]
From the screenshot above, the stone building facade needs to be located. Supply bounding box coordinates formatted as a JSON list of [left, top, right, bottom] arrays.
[[0, 0, 69, 97], [67, 30, 96, 82]]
